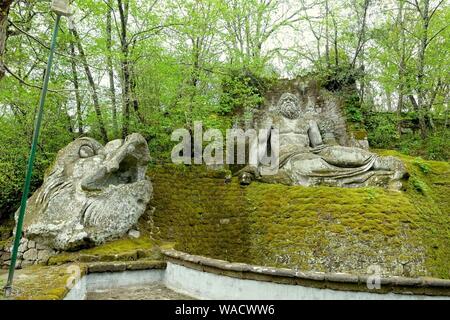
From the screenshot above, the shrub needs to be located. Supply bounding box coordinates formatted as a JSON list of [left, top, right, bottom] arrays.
[[219, 68, 267, 116], [366, 112, 400, 148], [344, 93, 364, 123]]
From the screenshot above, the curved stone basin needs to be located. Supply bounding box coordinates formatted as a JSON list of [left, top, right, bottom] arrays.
[[64, 250, 450, 300]]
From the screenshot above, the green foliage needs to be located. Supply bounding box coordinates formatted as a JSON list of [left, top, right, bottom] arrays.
[[362, 110, 449, 161], [47, 236, 160, 266], [344, 93, 364, 123], [219, 69, 267, 117], [423, 132, 450, 161], [397, 130, 449, 161], [365, 112, 400, 148], [0, 78, 74, 219], [310, 50, 361, 91]]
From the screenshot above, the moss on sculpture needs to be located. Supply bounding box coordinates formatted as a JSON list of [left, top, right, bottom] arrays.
[[148, 153, 450, 279]]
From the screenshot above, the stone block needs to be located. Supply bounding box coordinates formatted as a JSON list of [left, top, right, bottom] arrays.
[[23, 248, 38, 261]]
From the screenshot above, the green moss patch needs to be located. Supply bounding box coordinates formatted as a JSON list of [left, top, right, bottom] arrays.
[[149, 156, 450, 278], [48, 237, 161, 266], [0, 264, 86, 300], [149, 166, 249, 263], [374, 150, 450, 278]]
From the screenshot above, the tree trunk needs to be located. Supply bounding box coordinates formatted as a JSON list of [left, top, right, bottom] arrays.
[[332, 14, 339, 67], [351, 0, 370, 69], [64, 103, 75, 137], [396, 0, 406, 134], [129, 61, 145, 123], [397, 83, 404, 133], [69, 41, 83, 135], [71, 27, 109, 143], [117, 0, 132, 139], [107, 1, 119, 138], [416, 0, 430, 139], [325, 0, 330, 67], [0, 0, 13, 81]]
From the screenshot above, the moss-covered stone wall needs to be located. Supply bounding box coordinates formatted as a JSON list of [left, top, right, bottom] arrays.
[[148, 153, 450, 279], [149, 167, 251, 263]]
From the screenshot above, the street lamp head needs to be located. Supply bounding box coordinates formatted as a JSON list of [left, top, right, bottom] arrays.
[[51, 0, 72, 17]]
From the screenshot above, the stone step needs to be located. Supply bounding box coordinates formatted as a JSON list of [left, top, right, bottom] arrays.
[[86, 260, 166, 273], [48, 248, 161, 266]]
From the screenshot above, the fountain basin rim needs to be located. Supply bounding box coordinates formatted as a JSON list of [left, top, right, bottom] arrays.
[[162, 249, 450, 297]]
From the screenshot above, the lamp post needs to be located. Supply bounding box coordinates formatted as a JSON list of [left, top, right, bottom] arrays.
[[3, 0, 72, 297]]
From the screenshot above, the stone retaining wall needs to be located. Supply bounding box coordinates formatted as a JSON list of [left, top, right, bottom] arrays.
[[149, 165, 444, 278], [0, 237, 56, 269], [163, 249, 450, 297]]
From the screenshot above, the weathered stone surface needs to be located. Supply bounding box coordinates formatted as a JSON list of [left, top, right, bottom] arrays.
[[18, 238, 28, 253], [86, 260, 166, 273], [100, 252, 138, 262], [36, 243, 50, 250], [87, 262, 127, 273], [16, 133, 152, 251], [1, 251, 11, 260], [308, 120, 323, 147], [128, 229, 140, 239], [162, 249, 450, 296], [37, 249, 55, 263], [78, 254, 101, 263], [23, 248, 38, 261], [240, 90, 407, 189]]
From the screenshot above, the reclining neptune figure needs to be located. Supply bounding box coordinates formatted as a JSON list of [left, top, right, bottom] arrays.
[[239, 93, 408, 190]]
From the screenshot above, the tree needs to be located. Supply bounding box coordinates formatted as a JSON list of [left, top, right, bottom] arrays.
[[70, 24, 109, 143], [222, 0, 301, 68], [0, 0, 14, 81], [69, 40, 83, 135], [106, 0, 119, 138], [407, 0, 448, 138], [165, 0, 222, 129]]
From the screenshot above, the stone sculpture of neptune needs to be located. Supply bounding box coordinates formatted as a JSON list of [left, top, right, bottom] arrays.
[[240, 93, 407, 190]]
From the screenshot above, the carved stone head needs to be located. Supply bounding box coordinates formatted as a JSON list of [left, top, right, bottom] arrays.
[[277, 93, 301, 119], [19, 133, 152, 251]]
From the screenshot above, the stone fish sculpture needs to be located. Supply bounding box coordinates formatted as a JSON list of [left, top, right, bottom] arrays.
[[240, 93, 408, 190], [18, 133, 152, 251]]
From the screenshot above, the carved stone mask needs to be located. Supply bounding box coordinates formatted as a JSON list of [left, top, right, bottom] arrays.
[[19, 133, 152, 251], [278, 93, 301, 119]]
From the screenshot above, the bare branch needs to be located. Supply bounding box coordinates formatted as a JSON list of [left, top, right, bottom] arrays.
[[427, 24, 449, 46], [4, 64, 86, 93]]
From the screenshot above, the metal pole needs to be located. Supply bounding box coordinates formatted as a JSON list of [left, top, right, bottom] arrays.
[[3, 14, 62, 297]]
